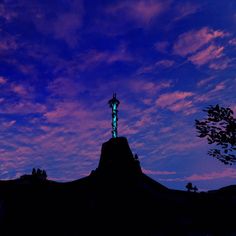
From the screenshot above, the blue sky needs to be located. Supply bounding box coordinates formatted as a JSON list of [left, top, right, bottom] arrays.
[[0, 0, 236, 190]]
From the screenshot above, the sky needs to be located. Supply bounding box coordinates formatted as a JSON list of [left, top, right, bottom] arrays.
[[0, 0, 236, 191]]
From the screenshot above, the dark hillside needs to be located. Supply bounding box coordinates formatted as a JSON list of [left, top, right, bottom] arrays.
[[0, 137, 236, 235]]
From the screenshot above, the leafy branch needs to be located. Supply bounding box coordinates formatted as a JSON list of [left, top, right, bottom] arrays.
[[195, 105, 236, 165]]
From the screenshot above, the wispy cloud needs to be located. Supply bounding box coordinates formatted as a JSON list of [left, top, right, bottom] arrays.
[[156, 91, 194, 108], [188, 45, 224, 66], [154, 41, 169, 53], [78, 46, 133, 70], [0, 33, 18, 52], [137, 60, 175, 74], [162, 168, 236, 182], [0, 76, 7, 85], [142, 168, 176, 175], [172, 27, 233, 70], [11, 83, 31, 97], [0, 3, 17, 21], [173, 27, 225, 56], [174, 2, 200, 22], [106, 0, 170, 26]]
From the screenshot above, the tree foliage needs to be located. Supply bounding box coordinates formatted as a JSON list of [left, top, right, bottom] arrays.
[[185, 182, 198, 192], [195, 105, 236, 165]]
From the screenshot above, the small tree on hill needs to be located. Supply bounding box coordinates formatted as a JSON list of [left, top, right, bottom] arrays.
[[195, 104, 236, 165], [32, 168, 47, 180], [186, 182, 198, 192], [186, 182, 193, 192], [193, 186, 198, 193]]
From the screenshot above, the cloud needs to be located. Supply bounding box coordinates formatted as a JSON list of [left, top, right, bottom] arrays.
[[173, 27, 232, 70], [154, 41, 169, 53], [156, 91, 194, 108], [130, 80, 172, 95], [174, 2, 200, 22], [173, 27, 225, 56], [48, 77, 85, 99], [11, 84, 29, 96], [106, 0, 170, 26], [142, 168, 176, 175], [0, 101, 46, 115], [137, 60, 175, 74], [211, 81, 225, 92], [78, 46, 133, 70], [0, 3, 17, 21], [197, 76, 215, 87], [229, 38, 236, 46], [188, 45, 224, 66], [155, 59, 175, 68], [4, 0, 84, 47], [162, 168, 236, 182], [209, 58, 231, 70], [0, 33, 18, 52], [52, 14, 82, 47], [168, 100, 193, 113], [0, 76, 7, 85]]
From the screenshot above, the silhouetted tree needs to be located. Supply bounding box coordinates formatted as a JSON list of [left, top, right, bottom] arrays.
[[31, 168, 47, 180], [42, 170, 47, 179], [36, 168, 41, 176], [195, 105, 236, 165], [193, 186, 198, 193], [186, 182, 193, 192], [32, 168, 36, 175]]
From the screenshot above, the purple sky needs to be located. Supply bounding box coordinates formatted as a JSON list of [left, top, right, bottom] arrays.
[[0, 0, 236, 190]]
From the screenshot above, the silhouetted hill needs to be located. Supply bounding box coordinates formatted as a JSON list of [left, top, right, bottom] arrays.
[[1, 137, 236, 235]]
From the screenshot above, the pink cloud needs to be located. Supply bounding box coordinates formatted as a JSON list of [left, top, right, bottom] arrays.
[[211, 81, 225, 92], [0, 34, 18, 52], [155, 59, 175, 68], [0, 3, 17, 21], [168, 100, 193, 113], [197, 76, 215, 87], [2, 120, 16, 128], [142, 168, 176, 175], [106, 0, 170, 25], [79, 46, 132, 70], [173, 27, 225, 56], [0, 76, 7, 84], [159, 127, 172, 134], [188, 45, 224, 66], [1, 101, 46, 114], [229, 38, 236, 46], [24, 1, 84, 47], [209, 58, 231, 70], [130, 80, 172, 95], [137, 60, 175, 74], [11, 84, 29, 96], [48, 77, 85, 98], [186, 169, 236, 181], [163, 169, 236, 182], [44, 101, 82, 121], [174, 2, 200, 22], [156, 91, 194, 108], [154, 41, 169, 53]]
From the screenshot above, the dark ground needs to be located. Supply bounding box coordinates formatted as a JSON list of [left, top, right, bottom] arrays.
[[0, 137, 236, 236]]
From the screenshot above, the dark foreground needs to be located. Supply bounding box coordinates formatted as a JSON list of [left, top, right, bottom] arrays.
[[0, 137, 236, 236]]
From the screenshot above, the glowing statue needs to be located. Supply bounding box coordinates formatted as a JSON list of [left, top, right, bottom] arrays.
[[108, 93, 120, 138]]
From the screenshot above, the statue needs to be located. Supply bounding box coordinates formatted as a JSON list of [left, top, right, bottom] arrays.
[[108, 93, 120, 138]]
